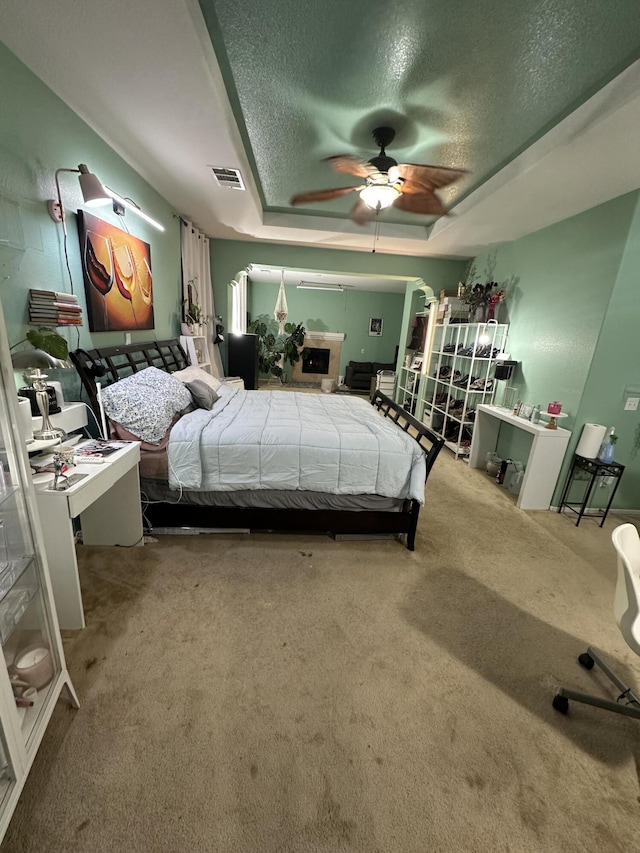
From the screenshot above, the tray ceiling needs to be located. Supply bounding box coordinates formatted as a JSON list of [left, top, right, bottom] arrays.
[[200, 0, 640, 223], [2, 0, 640, 257]]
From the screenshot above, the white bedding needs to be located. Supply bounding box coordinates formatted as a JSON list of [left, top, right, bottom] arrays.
[[168, 387, 426, 502]]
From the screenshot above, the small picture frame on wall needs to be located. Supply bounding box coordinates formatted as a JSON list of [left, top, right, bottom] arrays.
[[369, 317, 383, 336]]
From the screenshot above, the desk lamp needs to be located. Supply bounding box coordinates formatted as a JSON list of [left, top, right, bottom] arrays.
[[11, 349, 71, 441]]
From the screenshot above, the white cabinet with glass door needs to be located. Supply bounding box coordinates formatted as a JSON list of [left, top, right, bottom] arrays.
[[0, 300, 77, 843]]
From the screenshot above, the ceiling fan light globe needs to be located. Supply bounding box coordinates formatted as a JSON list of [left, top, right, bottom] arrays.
[[360, 183, 401, 211]]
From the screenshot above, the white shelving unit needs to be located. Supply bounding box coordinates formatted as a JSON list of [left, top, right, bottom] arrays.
[[0, 300, 78, 843], [419, 322, 509, 457], [179, 335, 211, 374], [396, 366, 422, 415]]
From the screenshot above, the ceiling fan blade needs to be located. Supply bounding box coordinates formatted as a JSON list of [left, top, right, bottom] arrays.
[[327, 155, 374, 178], [290, 185, 362, 205], [393, 191, 449, 217], [396, 164, 468, 190], [399, 178, 440, 195], [350, 197, 377, 225]]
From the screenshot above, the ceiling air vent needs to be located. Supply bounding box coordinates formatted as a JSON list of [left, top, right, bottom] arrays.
[[209, 166, 245, 190]]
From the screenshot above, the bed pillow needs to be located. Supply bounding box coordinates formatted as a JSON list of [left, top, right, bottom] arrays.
[[172, 366, 222, 392], [186, 379, 219, 410], [101, 366, 192, 445]]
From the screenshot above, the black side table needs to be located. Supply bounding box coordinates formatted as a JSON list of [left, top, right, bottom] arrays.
[[558, 454, 625, 527]]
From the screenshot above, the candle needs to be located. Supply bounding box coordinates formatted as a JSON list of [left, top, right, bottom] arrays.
[[14, 644, 54, 690]]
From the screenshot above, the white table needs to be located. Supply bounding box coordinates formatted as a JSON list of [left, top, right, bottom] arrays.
[[32, 441, 142, 629], [468, 404, 571, 510]]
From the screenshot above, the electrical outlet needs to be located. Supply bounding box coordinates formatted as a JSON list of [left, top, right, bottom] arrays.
[[361, 348, 365, 353], [624, 397, 639, 411]]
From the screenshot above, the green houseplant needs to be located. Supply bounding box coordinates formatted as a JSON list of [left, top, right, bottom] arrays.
[[247, 314, 308, 380], [10, 326, 69, 363]]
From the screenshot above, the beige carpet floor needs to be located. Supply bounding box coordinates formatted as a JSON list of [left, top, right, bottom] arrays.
[[2, 452, 640, 852]]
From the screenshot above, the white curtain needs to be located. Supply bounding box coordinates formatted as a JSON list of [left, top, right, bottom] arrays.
[[180, 220, 224, 378], [230, 269, 247, 334]]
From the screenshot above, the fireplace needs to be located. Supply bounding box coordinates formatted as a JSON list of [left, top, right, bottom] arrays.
[[302, 347, 330, 375], [290, 332, 345, 384]]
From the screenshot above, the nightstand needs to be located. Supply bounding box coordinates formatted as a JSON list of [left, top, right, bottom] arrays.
[[32, 441, 142, 629]]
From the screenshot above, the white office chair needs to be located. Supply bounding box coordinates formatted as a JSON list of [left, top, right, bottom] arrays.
[[552, 522, 640, 719]]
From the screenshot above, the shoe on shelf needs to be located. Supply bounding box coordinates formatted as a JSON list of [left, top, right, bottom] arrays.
[[470, 378, 494, 392], [444, 423, 461, 441], [461, 426, 474, 443], [454, 374, 477, 387]]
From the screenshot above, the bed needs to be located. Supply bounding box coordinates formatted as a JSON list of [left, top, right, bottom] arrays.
[[70, 339, 443, 550]]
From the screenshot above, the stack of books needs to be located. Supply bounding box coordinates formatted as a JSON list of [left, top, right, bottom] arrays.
[[29, 290, 83, 326]]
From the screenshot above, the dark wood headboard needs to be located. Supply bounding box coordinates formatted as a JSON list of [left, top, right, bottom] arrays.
[[70, 339, 189, 418]]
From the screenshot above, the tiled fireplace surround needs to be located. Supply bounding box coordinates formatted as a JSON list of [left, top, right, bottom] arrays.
[[290, 332, 345, 384]]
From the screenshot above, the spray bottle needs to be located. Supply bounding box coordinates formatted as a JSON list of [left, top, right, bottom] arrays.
[[597, 427, 618, 464]]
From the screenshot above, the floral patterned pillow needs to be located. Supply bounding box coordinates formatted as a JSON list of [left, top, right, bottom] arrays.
[[101, 367, 192, 445]]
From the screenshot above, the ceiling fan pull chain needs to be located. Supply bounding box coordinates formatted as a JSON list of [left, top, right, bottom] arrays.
[[372, 215, 380, 254]]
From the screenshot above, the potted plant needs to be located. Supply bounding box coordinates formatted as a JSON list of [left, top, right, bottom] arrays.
[[182, 279, 210, 335], [247, 314, 308, 381], [10, 326, 69, 363]]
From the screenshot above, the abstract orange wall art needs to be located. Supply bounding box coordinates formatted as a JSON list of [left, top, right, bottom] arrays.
[[77, 211, 154, 331]]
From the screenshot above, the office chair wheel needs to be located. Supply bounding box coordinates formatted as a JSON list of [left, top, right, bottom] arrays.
[[552, 694, 569, 714], [578, 652, 595, 670]]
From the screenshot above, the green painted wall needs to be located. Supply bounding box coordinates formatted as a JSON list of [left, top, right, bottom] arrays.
[[249, 282, 403, 372], [0, 43, 181, 399], [209, 238, 467, 372], [473, 191, 639, 508], [573, 196, 640, 508]]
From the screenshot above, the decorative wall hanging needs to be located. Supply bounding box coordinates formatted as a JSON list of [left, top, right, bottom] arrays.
[[274, 270, 288, 333], [77, 210, 154, 332]]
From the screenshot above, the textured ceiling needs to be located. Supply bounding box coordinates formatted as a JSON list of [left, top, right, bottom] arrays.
[[200, 0, 640, 225], [3, 0, 640, 256]]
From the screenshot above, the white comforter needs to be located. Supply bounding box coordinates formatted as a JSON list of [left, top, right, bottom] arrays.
[[168, 387, 426, 502]]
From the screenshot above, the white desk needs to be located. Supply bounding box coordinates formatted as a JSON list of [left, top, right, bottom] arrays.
[[33, 441, 142, 629], [469, 404, 571, 510]]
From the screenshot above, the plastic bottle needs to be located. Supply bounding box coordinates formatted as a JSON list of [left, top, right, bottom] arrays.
[[598, 427, 617, 464], [530, 404, 541, 424]]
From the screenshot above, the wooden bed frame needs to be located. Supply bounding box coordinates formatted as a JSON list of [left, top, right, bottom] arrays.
[[70, 340, 444, 550]]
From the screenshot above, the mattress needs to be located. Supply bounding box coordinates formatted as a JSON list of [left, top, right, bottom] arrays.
[[140, 477, 404, 512], [168, 387, 426, 502]]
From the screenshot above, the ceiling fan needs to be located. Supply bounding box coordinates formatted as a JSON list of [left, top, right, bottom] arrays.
[[290, 127, 467, 225]]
